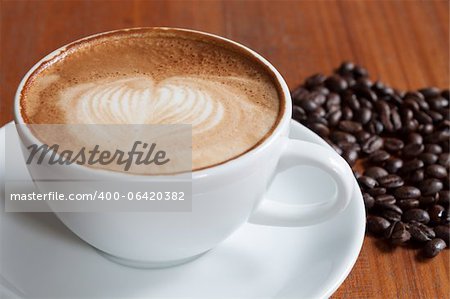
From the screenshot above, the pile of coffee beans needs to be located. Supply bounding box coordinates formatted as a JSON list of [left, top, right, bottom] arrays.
[[291, 62, 449, 258]]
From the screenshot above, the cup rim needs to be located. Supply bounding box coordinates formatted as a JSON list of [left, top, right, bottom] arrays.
[[13, 27, 292, 180]]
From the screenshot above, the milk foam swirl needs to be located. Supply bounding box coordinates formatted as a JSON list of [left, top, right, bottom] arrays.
[[60, 76, 260, 134]]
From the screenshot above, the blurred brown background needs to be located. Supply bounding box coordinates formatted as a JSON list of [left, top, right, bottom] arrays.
[[1, 0, 449, 298]]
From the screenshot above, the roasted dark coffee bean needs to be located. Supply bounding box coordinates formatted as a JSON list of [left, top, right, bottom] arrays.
[[342, 150, 358, 166], [419, 87, 441, 99], [343, 92, 361, 111], [304, 74, 326, 89], [364, 166, 389, 179], [390, 109, 402, 131], [425, 164, 448, 179], [403, 208, 430, 224], [358, 176, 379, 189], [355, 107, 372, 124], [375, 194, 396, 205], [407, 132, 423, 144], [429, 205, 445, 224], [292, 106, 307, 121], [310, 106, 326, 118], [408, 221, 435, 242], [434, 225, 450, 245], [376, 202, 402, 214], [409, 169, 425, 183], [424, 144, 442, 154], [324, 75, 348, 93], [401, 159, 424, 173], [326, 92, 341, 105], [428, 96, 449, 110], [362, 135, 384, 154], [418, 124, 434, 135], [338, 120, 362, 133], [298, 98, 319, 112], [308, 123, 330, 137], [438, 190, 450, 206], [327, 109, 342, 126], [355, 130, 371, 143], [404, 98, 420, 111], [336, 61, 354, 75], [382, 210, 402, 222], [336, 141, 360, 152], [438, 153, 450, 168], [423, 238, 446, 258], [363, 193, 375, 209], [405, 91, 425, 101], [378, 174, 404, 188], [369, 150, 391, 163], [312, 86, 330, 96], [390, 222, 411, 245], [383, 137, 404, 152], [419, 194, 439, 206], [420, 178, 443, 196], [384, 158, 404, 174], [367, 187, 387, 196], [442, 89, 450, 100], [341, 106, 353, 120], [394, 186, 421, 199], [402, 143, 425, 158], [426, 110, 443, 122], [367, 215, 391, 235], [330, 131, 356, 143], [384, 221, 399, 239], [397, 199, 420, 210], [418, 153, 438, 166], [353, 65, 369, 79]]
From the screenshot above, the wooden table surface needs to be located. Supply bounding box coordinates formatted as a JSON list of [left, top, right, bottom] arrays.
[[1, 1, 449, 298]]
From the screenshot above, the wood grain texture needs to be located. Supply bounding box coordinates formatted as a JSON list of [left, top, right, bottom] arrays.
[[1, 0, 449, 298]]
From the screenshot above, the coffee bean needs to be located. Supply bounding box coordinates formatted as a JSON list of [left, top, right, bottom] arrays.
[[367, 215, 391, 235], [407, 132, 423, 144], [438, 153, 450, 168], [358, 176, 378, 189], [383, 137, 404, 152], [309, 123, 330, 137], [403, 143, 425, 158], [338, 120, 362, 133], [353, 65, 369, 79], [342, 106, 353, 120], [327, 109, 342, 126], [336, 61, 354, 76], [382, 210, 402, 222], [325, 75, 348, 93], [304, 74, 326, 89], [355, 130, 371, 143], [356, 107, 372, 124], [423, 238, 446, 258], [394, 186, 421, 199], [408, 169, 425, 183], [362, 135, 384, 154], [369, 150, 391, 163], [420, 178, 443, 196], [401, 159, 424, 173], [343, 93, 361, 111], [376, 202, 402, 214], [342, 150, 358, 166], [330, 131, 356, 143], [384, 158, 404, 174], [397, 199, 420, 210], [367, 187, 387, 196], [375, 194, 396, 205], [425, 144, 443, 154], [428, 96, 449, 110], [403, 208, 430, 224], [409, 221, 436, 242], [425, 164, 448, 179], [434, 225, 450, 245], [298, 98, 319, 112], [418, 153, 438, 166], [429, 205, 445, 224], [414, 110, 433, 124], [378, 174, 404, 188], [390, 222, 411, 245], [363, 193, 375, 209], [364, 166, 389, 179], [419, 87, 441, 99]]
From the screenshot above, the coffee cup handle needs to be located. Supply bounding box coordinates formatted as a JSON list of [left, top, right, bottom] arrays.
[[248, 139, 354, 227]]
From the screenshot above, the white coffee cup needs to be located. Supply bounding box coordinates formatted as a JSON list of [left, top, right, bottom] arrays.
[[13, 28, 354, 268]]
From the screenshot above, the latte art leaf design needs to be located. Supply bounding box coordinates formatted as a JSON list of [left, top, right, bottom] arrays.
[[60, 76, 259, 134]]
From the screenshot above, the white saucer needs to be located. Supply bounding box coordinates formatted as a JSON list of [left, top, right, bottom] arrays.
[[0, 120, 365, 299]]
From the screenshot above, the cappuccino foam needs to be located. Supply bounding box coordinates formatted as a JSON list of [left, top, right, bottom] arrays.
[[20, 28, 282, 171]]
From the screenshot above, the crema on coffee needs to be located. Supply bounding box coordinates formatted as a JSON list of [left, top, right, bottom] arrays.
[[20, 28, 283, 171]]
